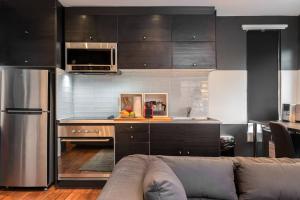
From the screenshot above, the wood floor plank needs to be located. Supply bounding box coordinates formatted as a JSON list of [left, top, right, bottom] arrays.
[[0, 187, 101, 200]]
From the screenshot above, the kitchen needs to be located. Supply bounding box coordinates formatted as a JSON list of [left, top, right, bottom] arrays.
[[0, 0, 300, 199], [56, 8, 221, 185]]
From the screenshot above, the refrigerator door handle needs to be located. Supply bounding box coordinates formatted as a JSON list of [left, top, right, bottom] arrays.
[[4, 108, 46, 115]]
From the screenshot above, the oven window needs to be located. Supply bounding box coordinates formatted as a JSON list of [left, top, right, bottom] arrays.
[[58, 138, 114, 180], [67, 49, 112, 65]]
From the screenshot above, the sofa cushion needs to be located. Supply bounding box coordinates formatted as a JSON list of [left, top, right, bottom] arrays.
[[143, 158, 187, 200], [159, 156, 238, 200], [98, 155, 149, 200], [237, 161, 300, 200]]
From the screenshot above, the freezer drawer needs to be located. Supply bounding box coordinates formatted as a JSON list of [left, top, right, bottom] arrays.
[[0, 111, 48, 187], [1, 69, 48, 111]]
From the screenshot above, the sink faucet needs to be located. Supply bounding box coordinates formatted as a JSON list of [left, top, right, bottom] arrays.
[[186, 107, 192, 118]]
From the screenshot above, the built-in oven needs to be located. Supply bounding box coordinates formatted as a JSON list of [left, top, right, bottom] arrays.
[[65, 42, 117, 73], [57, 125, 115, 181]]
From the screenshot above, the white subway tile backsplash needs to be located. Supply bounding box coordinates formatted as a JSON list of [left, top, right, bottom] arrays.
[[56, 69, 209, 119]]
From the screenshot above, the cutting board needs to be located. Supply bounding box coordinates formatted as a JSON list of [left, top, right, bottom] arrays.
[[114, 117, 173, 122]]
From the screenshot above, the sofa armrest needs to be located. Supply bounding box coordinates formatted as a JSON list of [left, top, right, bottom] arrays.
[[97, 155, 150, 200]]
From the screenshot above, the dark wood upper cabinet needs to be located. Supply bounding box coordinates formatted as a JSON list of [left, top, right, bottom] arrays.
[[172, 15, 216, 42], [1, 0, 62, 67], [118, 15, 172, 42], [118, 42, 172, 69], [173, 42, 216, 68], [65, 14, 117, 42]]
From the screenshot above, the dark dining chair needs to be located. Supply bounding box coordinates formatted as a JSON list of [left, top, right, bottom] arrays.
[[269, 122, 296, 158]]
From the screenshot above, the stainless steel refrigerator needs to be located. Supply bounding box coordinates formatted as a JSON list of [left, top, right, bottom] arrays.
[[0, 68, 53, 188]]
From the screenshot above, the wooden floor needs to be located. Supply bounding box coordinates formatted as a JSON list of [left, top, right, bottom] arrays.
[[0, 187, 101, 200]]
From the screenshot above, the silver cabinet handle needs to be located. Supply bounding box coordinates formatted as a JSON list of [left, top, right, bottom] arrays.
[[61, 139, 110, 142], [193, 63, 197, 67], [143, 63, 147, 67], [179, 151, 182, 155], [130, 135, 134, 139], [143, 36, 147, 40], [130, 125, 133, 129], [187, 151, 190, 155]]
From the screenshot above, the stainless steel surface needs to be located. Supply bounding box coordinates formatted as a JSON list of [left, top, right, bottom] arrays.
[[58, 173, 111, 180], [58, 125, 115, 138], [58, 124, 115, 181], [60, 139, 111, 142], [1, 69, 48, 111], [58, 118, 221, 124], [65, 42, 118, 73], [0, 112, 48, 187], [0, 68, 50, 187], [65, 42, 117, 49]]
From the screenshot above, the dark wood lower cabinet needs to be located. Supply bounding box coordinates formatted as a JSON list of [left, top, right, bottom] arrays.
[[115, 123, 150, 162], [115, 142, 149, 162], [150, 123, 220, 156], [115, 123, 220, 162]]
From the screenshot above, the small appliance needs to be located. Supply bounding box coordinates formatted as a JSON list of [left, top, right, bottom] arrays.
[[282, 104, 296, 122], [65, 42, 117, 73], [295, 104, 300, 122], [144, 102, 153, 118]]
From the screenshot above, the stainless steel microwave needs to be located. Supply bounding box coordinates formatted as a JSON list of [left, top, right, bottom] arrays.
[[65, 42, 117, 73]]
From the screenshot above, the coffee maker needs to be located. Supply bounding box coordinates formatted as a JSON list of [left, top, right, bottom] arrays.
[[144, 102, 153, 118]]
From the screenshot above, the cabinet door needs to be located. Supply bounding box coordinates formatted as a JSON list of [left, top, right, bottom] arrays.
[[115, 142, 149, 163], [173, 42, 216, 68], [118, 42, 172, 69], [65, 14, 117, 42], [183, 124, 220, 157], [3, 0, 55, 66], [150, 124, 184, 156], [172, 15, 215, 42], [118, 15, 171, 42]]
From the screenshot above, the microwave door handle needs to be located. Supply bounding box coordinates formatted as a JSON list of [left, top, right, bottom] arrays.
[[111, 48, 113, 65]]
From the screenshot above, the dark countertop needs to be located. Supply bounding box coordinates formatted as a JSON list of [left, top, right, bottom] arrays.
[[58, 117, 221, 125]]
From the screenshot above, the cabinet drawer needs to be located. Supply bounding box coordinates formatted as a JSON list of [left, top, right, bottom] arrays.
[[172, 15, 215, 42], [118, 42, 172, 69], [173, 42, 216, 68], [118, 15, 171, 42], [115, 124, 149, 143]]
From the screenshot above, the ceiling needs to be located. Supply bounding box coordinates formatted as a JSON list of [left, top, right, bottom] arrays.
[[59, 0, 300, 16]]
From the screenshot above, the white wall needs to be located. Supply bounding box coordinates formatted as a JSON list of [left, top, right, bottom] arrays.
[[208, 70, 247, 124], [297, 70, 300, 104], [281, 70, 298, 104]]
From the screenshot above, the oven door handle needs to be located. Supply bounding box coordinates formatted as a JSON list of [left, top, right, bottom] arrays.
[[60, 139, 111, 142]]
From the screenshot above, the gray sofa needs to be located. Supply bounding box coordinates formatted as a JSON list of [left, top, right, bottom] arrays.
[[98, 155, 300, 200]]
